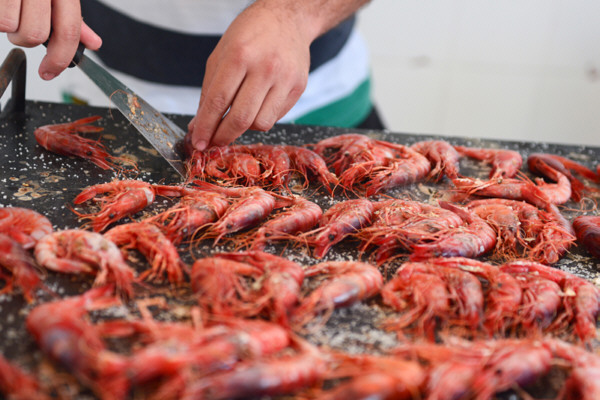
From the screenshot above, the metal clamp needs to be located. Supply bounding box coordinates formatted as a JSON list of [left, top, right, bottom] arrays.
[[0, 48, 27, 116]]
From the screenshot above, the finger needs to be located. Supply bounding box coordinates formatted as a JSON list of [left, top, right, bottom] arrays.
[[187, 115, 197, 133], [208, 74, 272, 147], [250, 82, 304, 132], [6, 0, 50, 47], [196, 52, 218, 112], [80, 21, 102, 50], [0, 0, 21, 33], [39, 0, 82, 79], [190, 64, 246, 151]]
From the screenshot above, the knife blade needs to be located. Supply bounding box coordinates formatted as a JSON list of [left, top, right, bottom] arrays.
[[76, 54, 187, 177]]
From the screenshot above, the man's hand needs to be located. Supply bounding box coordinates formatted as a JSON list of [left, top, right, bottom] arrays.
[[0, 0, 101, 80], [187, 0, 370, 151], [187, 3, 311, 151]]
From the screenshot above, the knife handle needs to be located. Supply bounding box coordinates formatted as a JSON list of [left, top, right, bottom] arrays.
[[42, 29, 85, 68]]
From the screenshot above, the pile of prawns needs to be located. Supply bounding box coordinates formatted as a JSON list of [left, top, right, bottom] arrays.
[[0, 117, 598, 399]]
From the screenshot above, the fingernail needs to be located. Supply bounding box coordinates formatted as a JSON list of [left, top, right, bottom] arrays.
[[42, 72, 57, 80], [194, 140, 207, 151]]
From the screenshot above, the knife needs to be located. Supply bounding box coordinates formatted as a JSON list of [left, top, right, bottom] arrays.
[[47, 41, 188, 177]]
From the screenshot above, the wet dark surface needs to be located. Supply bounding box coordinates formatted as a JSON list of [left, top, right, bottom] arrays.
[[0, 100, 598, 399]]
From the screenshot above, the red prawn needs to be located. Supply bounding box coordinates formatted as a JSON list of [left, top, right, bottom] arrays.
[[410, 201, 496, 260], [245, 144, 292, 188], [206, 146, 266, 185], [451, 175, 568, 208], [411, 140, 461, 180], [0, 207, 53, 249], [529, 204, 575, 264], [246, 195, 322, 250], [573, 215, 600, 259], [26, 286, 129, 400], [466, 199, 575, 264], [100, 302, 291, 396], [291, 261, 383, 329], [304, 198, 375, 259], [470, 339, 553, 400], [282, 145, 339, 194], [34, 116, 130, 170], [73, 179, 157, 232], [0, 234, 44, 302], [312, 133, 376, 174], [382, 260, 484, 339], [148, 188, 230, 244], [191, 251, 305, 324], [181, 336, 327, 400], [189, 144, 291, 188], [381, 263, 453, 340], [528, 152, 599, 201], [208, 251, 305, 325], [548, 338, 600, 400], [527, 153, 577, 203], [312, 134, 431, 196], [104, 222, 188, 285], [321, 352, 426, 400], [466, 200, 524, 260], [0, 354, 51, 400], [189, 146, 234, 182], [192, 181, 276, 244], [501, 260, 600, 343], [360, 143, 431, 196], [432, 257, 523, 336], [34, 229, 136, 299], [559, 277, 600, 344], [191, 256, 263, 318], [395, 338, 553, 400], [357, 199, 463, 264], [454, 145, 523, 178]]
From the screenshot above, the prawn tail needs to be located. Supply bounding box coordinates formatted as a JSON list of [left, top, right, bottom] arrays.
[[291, 290, 333, 332], [106, 266, 136, 301]]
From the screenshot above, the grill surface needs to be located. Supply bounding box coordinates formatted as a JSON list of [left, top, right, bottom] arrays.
[[0, 100, 598, 398]]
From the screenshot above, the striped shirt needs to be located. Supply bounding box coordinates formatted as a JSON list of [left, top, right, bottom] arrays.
[[77, 0, 372, 127]]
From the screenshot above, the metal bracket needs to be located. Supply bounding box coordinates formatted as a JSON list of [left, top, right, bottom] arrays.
[[0, 48, 27, 116]]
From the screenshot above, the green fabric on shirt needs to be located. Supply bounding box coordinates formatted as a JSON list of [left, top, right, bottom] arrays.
[[292, 77, 372, 128]]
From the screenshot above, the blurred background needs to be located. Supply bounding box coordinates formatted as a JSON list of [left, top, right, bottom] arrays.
[[1, 0, 599, 146]]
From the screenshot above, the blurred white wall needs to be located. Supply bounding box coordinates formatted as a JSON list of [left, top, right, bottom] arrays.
[[1, 0, 599, 146], [358, 0, 600, 146]]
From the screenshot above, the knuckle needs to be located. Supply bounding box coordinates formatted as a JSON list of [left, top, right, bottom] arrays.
[[50, 58, 72, 71], [205, 95, 230, 114], [21, 28, 49, 46], [289, 80, 307, 100], [230, 43, 252, 66], [205, 52, 217, 69], [0, 16, 18, 33], [228, 111, 253, 131], [253, 117, 274, 132], [56, 24, 81, 44], [261, 58, 281, 76]]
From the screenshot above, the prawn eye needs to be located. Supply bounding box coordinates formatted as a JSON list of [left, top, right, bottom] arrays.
[[265, 233, 271, 237], [87, 151, 93, 156], [109, 213, 115, 219], [226, 223, 232, 229], [328, 234, 336, 241]]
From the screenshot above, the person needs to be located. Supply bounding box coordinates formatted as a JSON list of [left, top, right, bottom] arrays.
[[0, 0, 384, 152]]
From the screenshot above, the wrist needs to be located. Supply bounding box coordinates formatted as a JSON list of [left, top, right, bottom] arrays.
[[249, 0, 325, 43]]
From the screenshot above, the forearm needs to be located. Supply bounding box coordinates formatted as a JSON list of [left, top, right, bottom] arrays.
[[251, 0, 371, 42]]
